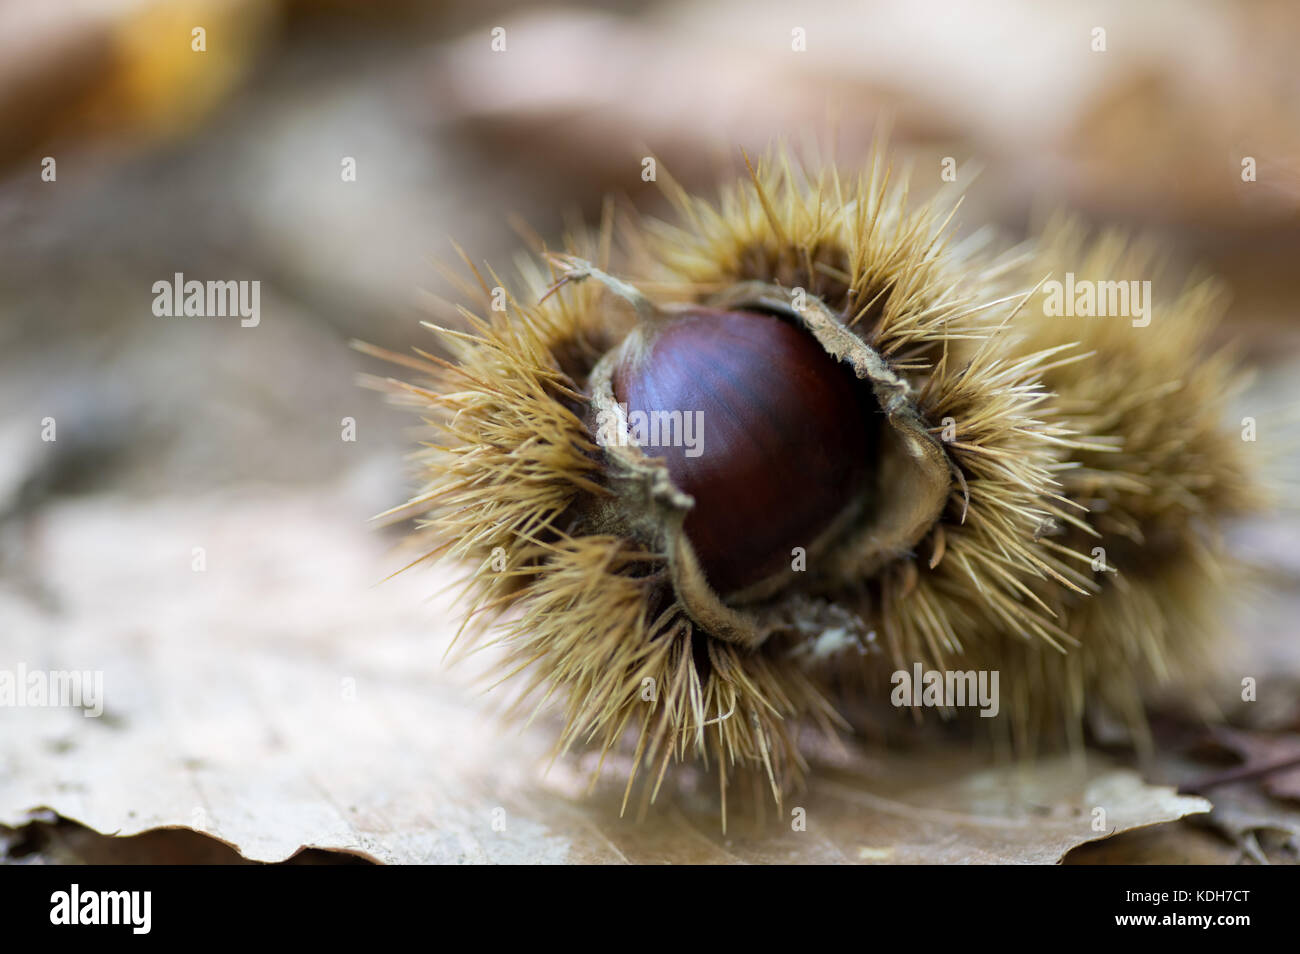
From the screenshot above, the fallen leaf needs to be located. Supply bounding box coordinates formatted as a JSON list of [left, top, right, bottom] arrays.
[[0, 487, 1210, 863]]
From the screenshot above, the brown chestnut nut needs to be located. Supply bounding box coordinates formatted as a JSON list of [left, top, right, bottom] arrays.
[[611, 308, 876, 596]]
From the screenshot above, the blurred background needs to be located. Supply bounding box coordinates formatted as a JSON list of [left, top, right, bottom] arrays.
[[3, 0, 1299, 508], [2, 0, 1299, 864]]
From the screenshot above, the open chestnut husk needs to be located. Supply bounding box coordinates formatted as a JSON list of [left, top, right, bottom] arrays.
[[376, 151, 1273, 810], [572, 263, 952, 650]]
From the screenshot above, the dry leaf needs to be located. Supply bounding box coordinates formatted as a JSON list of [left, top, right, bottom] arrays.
[[0, 487, 1209, 863]]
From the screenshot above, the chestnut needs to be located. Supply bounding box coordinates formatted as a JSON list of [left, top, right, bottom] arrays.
[[610, 307, 876, 595]]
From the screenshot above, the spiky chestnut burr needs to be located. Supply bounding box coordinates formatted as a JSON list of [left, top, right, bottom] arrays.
[[371, 149, 1274, 813], [554, 258, 952, 651]]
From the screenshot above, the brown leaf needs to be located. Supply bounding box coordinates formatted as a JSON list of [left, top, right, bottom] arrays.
[[0, 488, 1209, 863], [1185, 728, 1300, 806]]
